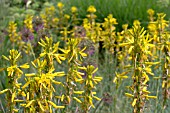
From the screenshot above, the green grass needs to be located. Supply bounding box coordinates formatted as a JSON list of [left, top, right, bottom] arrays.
[[60, 0, 170, 30]]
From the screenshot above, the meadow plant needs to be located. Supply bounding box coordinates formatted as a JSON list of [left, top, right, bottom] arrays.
[[155, 14, 170, 108], [8, 21, 18, 48], [119, 21, 157, 113], [41, 6, 56, 29], [0, 49, 29, 112], [19, 37, 66, 112], [101, 14, 118, 54], [147, 10, 170, 109], [70, 6, 79, 26], [24, 15, 33, 32], [76, 65, 102, 112], [58, 38, 87, 111]]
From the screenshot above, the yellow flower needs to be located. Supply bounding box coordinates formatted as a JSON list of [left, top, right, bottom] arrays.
[[8, 21, 18, 42], [147, 23, 157, 32], [64, 14, 70, 20], [71, 6, 77, 13], [57, 2, 64, 9], [87, 5, 96, 13], [24, 15, 33, 32], [122, 24, 128, 30], [147, 9, 155, 16], [133, 20, 140, 26]]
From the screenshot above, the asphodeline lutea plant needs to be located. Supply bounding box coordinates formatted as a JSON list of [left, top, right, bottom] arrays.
[[0, 49, 29, 112], [74, 65, 102, 112], [84, 5, 102, 46], [24, 14, 34, 32], [147, 12, 170, 108], [116, 24, 129, 67], [41, 5, 58, 29], [113, 71, 129, 89], [58, 38, 87, 110], [100, 14, 118, 93], [38, 36, 66, 72], [70, 6, 79, 26], [155, 13, 170, 108], [100, 14, 118, 54], [86, 5, 97, 25], [8, 21, 18, 48], [21, 59, 65, 112], [57, 2, 71, 28], [119, 20, 157, 113], [147, 9, 155, 22], [83, 6, 102, 65], [160, 32, 170, 108], [20, 37, 65, 112]]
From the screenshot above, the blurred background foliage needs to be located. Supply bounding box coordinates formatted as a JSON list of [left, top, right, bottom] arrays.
[[1, 0, 170, 31]]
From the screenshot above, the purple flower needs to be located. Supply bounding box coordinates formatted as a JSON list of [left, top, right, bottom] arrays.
[[32, 16, 44, 32], [21, 27, 34, 42]]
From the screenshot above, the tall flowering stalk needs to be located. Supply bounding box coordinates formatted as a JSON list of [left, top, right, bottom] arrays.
[[101, 14, 118, 54], [0, 49, 29, 112], [58, 38, 87, 111], [57, 2, 65, 28], [75, 65, 102, 112], [21, 37, 65, 112], [148, 12, 170, 109], [71, 6, 79, 26], [84, 6, 101, 45], [24, 15, 34, 32], [119, 21, 157, 113], [83, 6, 102, 67], [41, 6, 56, 29], [8, 21, 18, 48], [159, 32, 170, 109], [100, 14, 118, 92], [21, 59, 65, 112], [156, 13, 170, 109]]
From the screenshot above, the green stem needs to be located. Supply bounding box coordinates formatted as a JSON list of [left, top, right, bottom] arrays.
[[155, 79, 159, 113]]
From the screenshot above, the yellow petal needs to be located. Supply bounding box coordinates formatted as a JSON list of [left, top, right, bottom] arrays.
[[25, 100, 35, 107], [0, 89, 9, 94], [22, 81, 30, 89], [2, 55, 9, 61], [93, 96, 101, 101], [73, 97, 82, 103], [146, 95, 157, 99], [48, 100, 65, 109], [61, 95, 64, 102], [13, 109, 19, 112], [20, 63, 30, 68], [38, 101, 45, 111], [125, 93, 134, 98], [73, 91, 84, 94], [132, 98, 137, 107], [25, 73, 36, 77], [11, 92, 16, 102]]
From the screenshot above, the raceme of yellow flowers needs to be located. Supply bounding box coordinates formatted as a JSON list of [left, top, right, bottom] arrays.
[[0, 2, 170, 113]]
